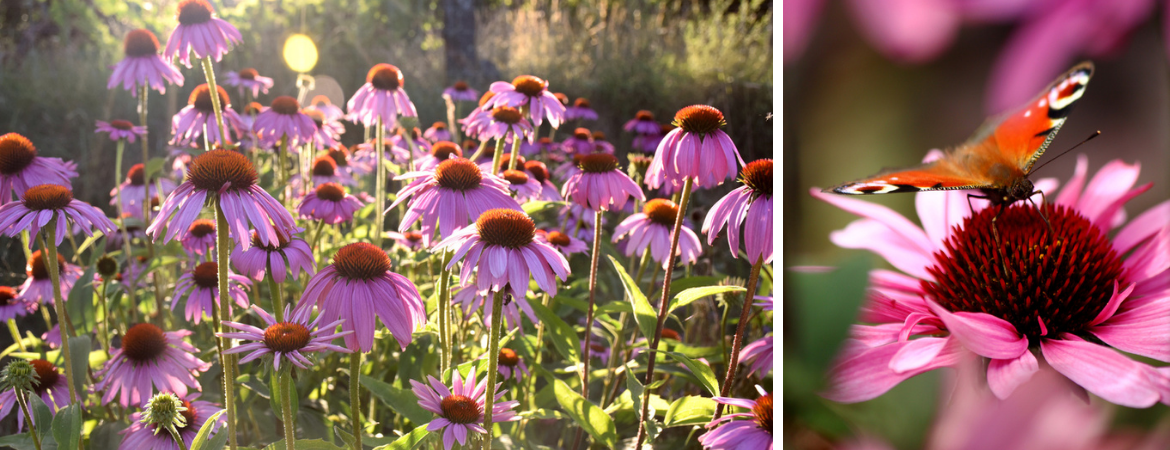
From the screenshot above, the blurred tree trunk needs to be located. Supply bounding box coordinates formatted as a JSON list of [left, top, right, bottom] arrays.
[[442, 0, 478, 85]]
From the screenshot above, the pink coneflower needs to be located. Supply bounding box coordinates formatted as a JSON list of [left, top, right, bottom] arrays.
[[181, 219, 217, 259], [325, 145, 370, 178], [562, 153, 645, 212], [392, 158, 522, 239], [553, 92, 570, 108], [238, 101, 265, 133], [522, 161, 562, 202], [0, 286, 34, 322], [388, 230, 430, 251], [624, 110, 660, 135], [0, 359, 69, 429], [500, 170, 541, 203], [0, 133, 77, 205], [253, 96, 319, 148], [698, 387, 773, 450], [171, 84, 246, 146], [304, 155, 356, 187], [220, 304, 351, 370], [347, 63, 418, 129], [565, 98, 598, 121], [591, 131, 615, 154], [633, 124, 670, 154], [410, 367, 519, 450], [496, 348, 529, 381], [41, 324, 61, 349], [148, 149, 297, 250], [297, 183, 364, 225], [298, 243, 426, 352], [647, 105, 743, 190], [478, 106, 534, 143], [483, 75, 566, 128], [459, 92, 496, 140], [739, 336, 772, 379], [560, 128, 594, 154], [302, 108, 343, 149], [583, 338, 610, 364], [443, 81, 479, 102], [119, 395, 223, 450], [172, 261, 250, 324], [308, 95, 345, 123], [95, 323, 211, 406], [553, 154, 584, 181], [424, 121, 453, 143], [435, 209, 570, 299], [108, 29, 185, 95], [452, 284, 533, 331], [703, 159, 773, 263], [0, 184, 117, 248], [536, 230, 588, 256], [416, 141, 463, 172], [222, 68, 273, 98], [353, 138, 412, 167], [96, 119, 147, 143], [164, 0, 242, 67], [110, 163, 178, 220], [613, 198, 702, 268], [389, 127, 433, 157], [231, 231, 315, 283], [813, 155, 1170, 407]]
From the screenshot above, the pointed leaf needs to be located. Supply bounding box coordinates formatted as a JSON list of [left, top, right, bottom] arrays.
[[66, 267, 96, 334], [28, 385, 53, 430], [372, 425, 430, 450], [262, 439, 346, 450], [189, 409, 227, 450], [666, 352, 720, 396], [553, 378, 618, 448], [671, 286, 746, 313], [663, 396, 716, 427], [360, 375, 432, 425], [607, 255, 655, 340], [67, 335, 91, 395], [51, 403, 81, 450], [530, 299, 580, 363]]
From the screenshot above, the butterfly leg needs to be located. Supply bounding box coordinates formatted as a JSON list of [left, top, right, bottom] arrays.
[[966, 193, 989, 215], [1028, 190, 1054, 235], [987, 204, 1012, 277]]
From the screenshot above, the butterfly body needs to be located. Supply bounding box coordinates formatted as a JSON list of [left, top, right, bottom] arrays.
[[826, 62, 1094, 205]]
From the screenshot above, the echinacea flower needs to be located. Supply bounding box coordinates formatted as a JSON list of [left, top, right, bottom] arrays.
[[458, 92, 497, 140], [326, 145, 370, 178], [698, 387, 772, 450], [564, 98, 598, 121], [591, 131, 615, 154], [298, 242, 426, 352], [703, 159, 773, 263], [613, 198, 702, 268], [482, 75, 566, 128], [170, 84, 246, 146], [560, 128, 594, 154], [0, 359, 69, 430], [296, 155, 356, 191], [633, 124, 670, 154], [96, 119, 148, 143], [0, 286, 34, 322], [164, 0, 242, 67], [522, 161, 562, 202], [583, 337, 610, 364], [0, 184, 117, 248], [220, 304, 351, 370], [253, 96, 319, 148], [739, 335, 772, 379], [17, 250, 81, 306], [424, 121, 453, 143], [451, 284, 534, 331], [297, 183, 364, 225], [812, 154, 1170, 407], [352, 138, 412, 167], [172, 261, 250, 324], [410, 367, 520, 450], [110, 163, 178, 220], [181, 219, 217, 259], [416, 141, 463, 172], [120, 394, 223, 450], [308, 95, 345, 123], [95, 323, 211, 406], [347, 63, 418, 129], [302, 107, 342, 148], [231, 231, 315, 283], [478, 107, 534, 143], [0, 133, 78, 205], [647, 105, 743, 190], [443, 81, 479, 102], [562, 153, 645, 212], [391, 158, 521, 239], [500, 169, 542, 203], [495, 348, 529, 381], [434, 209, 570, 299], [536, 230, 588, 256], [108, 28, 185, 95], [388, 230, 430, 251], [148, 149, 297, 250], [624, 110, 660, 135], [222, 68, 273, 98], [389, 127, 432, 158]]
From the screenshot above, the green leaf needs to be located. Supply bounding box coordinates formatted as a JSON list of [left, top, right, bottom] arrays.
[[262, 439, 347, 450], [521, 408, 569, 420], [144, 156, 167, 180], [793, 256, 870, 372], [372, 425, 430, 450], [28, 391, 52, 431], [0, 433, 44, 450], [529, 299, 580, 363], [51, 403, 81, 450], [66, 335, 91, 395], [522, 200, 568, 215], [671, 286, 746, 313], [664, 276, 722, 298], [608, 255, 655, 341], [666, 352, 720, 396], [360, 374, 433, 425], [553, 378, 617, 448], [236, 373, 272, 399], [89, 422, 128, 450], [270, 370, 299, 421], [333, 425, 355, 449], [624, 363, 648, 422], [189, 410, 228, 450], [663, 396, 716, 427], [66, 266, 96, 334]]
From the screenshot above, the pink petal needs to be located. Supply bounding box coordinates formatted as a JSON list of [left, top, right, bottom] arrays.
[[810, 188, 935, 254], [986, 351, 1038, 399], [1055, 154, 1089, 208], [889, 337, 948, 373], [830, 219, 936, 281], [1041, 337, 1161, 408], [928, 300, 1027, 359], [846, 0, 960, 63], [822, 338, 961, 403]]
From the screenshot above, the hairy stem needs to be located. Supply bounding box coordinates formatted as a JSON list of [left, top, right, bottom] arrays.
[[41, 227, 76, 404], [349, 353, 362, 450], [481, 291, 505, 450], [215, 201, 238, 450], [373, 119, 385, 250], [713, 255, 765, 419], [282, 368, 297, 450], [580, 209, 603, 401], [199, 57, 230, 146]]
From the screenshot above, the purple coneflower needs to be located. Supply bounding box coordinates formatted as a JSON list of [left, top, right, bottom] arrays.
[[171, 85, 246, 146], [0, 184, 117, 248], [110, 164, 177, 220], [392, 158, 521, 239], [387, 230, 430, 252], [698, 387, 773, 450], [500, 170, 542, 203], [326, 145, 370, 178], [704, 159, 773, 264], [0, 286, 34, 322], [297, 183, 364, 225], [305, 155, 356, 187], [410, 367, 519, 450], [536, 230, 588, 256], [353, 138, 411, 167], [562, 153, 645, 212], [222, 68, 273, 98], [496, 348, 530, 381], [416, 141, 463, 172], [108, 29, 185, 95], [302, 108, 343, 149], [583, 338, 610, 364], [522, 161, 561, 202], [181, 219, 217, 259], [565, 98, 598, 121], [119, 395, 223, 450], [613, 198, 703, 268], [253, 96, 319, 148], [624, 110, 660, 135], [459, 92, 496, 140], [95, 323, 211, 407], [172, 261, 250, 324], [347, 63, 418, 128], [0, 133, 77, 205], [647, 105, 743, 190], [220, 304, 351, 370], [298, 242, 426, 352], [164, 0, 242, 67], [483, 75, 566, 128], [96, 119, 147, 143], [739, 336, 773, 379], [591, 131, 615, 154], [477, 106, 534, 143], [443, 81, 479, 102], [452, 284, 531, 331], [308, 95, 345, 123], [560, 128, 594, 154], [17, 250, 81, 306], [424, 121, 453, 143], [389, 127, 432, 157], [0, 359, 69, 429], [435, 209, 570, 299], [238, 101, 264, 134], [148, 149, 297, 250], [231, 231, 315, 283]]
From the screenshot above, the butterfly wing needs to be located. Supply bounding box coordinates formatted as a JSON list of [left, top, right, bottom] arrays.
[[826, 147, 1000, 195]]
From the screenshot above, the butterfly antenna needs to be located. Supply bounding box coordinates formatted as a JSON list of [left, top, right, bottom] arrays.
[[1031, 131, 1101, 174]]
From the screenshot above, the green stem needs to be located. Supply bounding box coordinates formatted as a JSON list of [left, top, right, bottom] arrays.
[[169, 428, 190, 450], [438, 251, 453, 376], [282, 368, 297, 450], [403, 129, 417, 173], [489, 137, 507, 174], [267, 264, 286, 322], [374, 119, 385, 250], [481, 291, 505, 450], [469, 139, 491, 161], [713, 255, 765, 420], [41, 227, 76, 404], [6, 319, 25, 352], [97, 280, 110, 357], [214, 201, 238, 450], [199, 57, 230, 146], [15, 390, 42, 450], [507, 133, 522, 171], [349, 353, 362, 450], [580, 209, 603, 401]]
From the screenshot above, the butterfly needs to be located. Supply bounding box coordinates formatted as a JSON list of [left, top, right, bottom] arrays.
[[826, 62, 1094, 207]]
